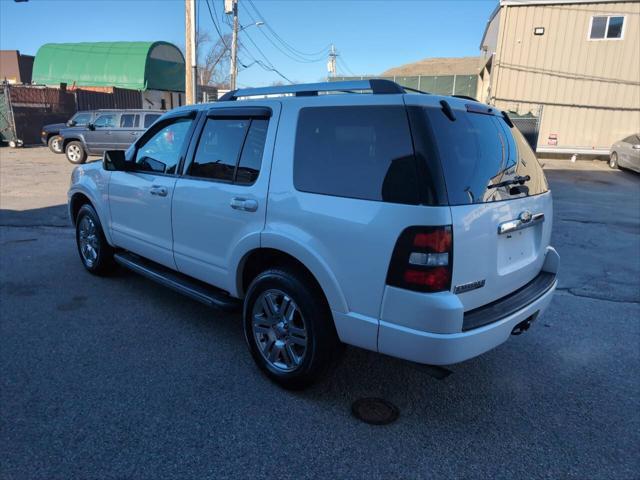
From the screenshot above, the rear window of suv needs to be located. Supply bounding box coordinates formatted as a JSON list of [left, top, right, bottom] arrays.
[[294, 106, 424, 205], [419, 106, 548, 205]]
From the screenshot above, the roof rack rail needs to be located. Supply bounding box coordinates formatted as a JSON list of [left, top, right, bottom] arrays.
[[218, 79, 405, 101], [451, 94, 478, 102]]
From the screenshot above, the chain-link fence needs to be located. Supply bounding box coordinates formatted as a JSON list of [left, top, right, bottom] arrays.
[[329, 74, 478, 98]]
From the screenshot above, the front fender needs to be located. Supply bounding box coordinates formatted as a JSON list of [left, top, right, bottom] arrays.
[[68, 168, 113, 246], [259, 230, 349, 314]]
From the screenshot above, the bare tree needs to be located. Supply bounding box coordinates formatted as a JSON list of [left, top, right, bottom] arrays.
[[197, 32, 232, 87]]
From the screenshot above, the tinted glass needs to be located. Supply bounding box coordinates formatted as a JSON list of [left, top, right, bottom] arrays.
[[73, 113, 91, 126], [607, 16, 624, 38], [120, 114, 139, 128], [590, 16, 607, 38], [190, 118, 250, 181], [422, 107, 548, 205], [94, 114, 116, 128], [144, 114, 161, 128], [236, 119, 268, 185], [134, 118, 193, 174], [294, 106, 421, 204]]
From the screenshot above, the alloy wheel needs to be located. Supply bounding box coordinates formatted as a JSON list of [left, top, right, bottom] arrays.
[[251, 289, 308, 372], [78, 216, 99, 268], [68, 145, 81, 162]]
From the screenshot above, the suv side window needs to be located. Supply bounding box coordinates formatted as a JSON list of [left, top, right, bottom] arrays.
[[189, 117, 268, 185], [144, 114, 161, 129], [120, 114, 140, 128], [133, 117, 194, 174], [93, 114, 117, 128], [294, 106, 421, 204]]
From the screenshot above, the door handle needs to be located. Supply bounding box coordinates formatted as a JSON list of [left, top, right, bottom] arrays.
[[150, 185, 168, 197], [230, 197, 258, 212]]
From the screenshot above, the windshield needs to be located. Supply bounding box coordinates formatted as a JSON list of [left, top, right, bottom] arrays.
[[422, 107, 548, 205]]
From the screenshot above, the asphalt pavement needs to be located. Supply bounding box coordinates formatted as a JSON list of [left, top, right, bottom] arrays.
[[1, 148, 639, 479]]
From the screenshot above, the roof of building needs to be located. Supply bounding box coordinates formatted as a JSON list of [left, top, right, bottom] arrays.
[[381, 56, 482, 77], [32, 42, 185, 92]]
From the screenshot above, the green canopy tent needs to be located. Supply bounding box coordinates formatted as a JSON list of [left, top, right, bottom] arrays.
[[32, 41, 185, 92]]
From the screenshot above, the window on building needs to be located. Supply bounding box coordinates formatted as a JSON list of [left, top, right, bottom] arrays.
[[590, 15, 625, 39]]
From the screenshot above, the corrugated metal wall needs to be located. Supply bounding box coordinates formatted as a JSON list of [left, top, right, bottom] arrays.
[[492, 1, 640, 150], [74, 87, 142, 110], [2, 86, 76, 145]]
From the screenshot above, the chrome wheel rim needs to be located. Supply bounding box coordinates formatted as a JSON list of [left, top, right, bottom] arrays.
[[610, 154, 616, 167], [51, 138, 60, 151], [252, 289, 308, 372], [68, 145, 81, 162], [78, 216, 99, 267]]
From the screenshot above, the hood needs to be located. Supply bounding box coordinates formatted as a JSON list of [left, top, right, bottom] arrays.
[[42, 123, 67, 132]]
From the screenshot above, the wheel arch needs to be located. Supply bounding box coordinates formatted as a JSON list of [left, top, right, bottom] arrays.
[[68, 188, 114, 245], [237, 242, 348, 314]]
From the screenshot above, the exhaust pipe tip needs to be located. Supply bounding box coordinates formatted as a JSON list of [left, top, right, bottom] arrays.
[[511, 313, 538, 335]]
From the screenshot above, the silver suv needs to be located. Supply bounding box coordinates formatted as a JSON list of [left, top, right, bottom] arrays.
[[68, 80, 559, 389]]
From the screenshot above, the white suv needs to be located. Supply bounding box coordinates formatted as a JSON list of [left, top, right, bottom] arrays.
[[68, 80, 559, 388]]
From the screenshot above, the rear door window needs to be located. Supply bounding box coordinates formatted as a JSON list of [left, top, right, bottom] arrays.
[[293, 106, 423, 205], [421, 107, 548, 205], [120, 114, 139, 128], [189, 117, 268, 185]]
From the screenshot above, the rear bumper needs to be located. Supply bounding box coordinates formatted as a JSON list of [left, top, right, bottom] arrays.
[[377, 246, 560, 365], [378, 277, 556, 365]]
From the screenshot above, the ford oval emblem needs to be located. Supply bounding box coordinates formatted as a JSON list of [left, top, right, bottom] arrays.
[[519, 210, 532, 223]]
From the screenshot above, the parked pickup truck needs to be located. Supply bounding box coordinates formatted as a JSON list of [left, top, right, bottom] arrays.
[[60, 109, 162, 164], [41, 111, 98, 153], [68, 80, 559, 389]]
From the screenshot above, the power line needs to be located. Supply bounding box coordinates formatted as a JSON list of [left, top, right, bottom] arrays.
[[240, 3, 325, 63], [246, 0, 331, 60], [240, 4, 323, 64], [337, 56, 357, 76], [204, 0, 230, 50]]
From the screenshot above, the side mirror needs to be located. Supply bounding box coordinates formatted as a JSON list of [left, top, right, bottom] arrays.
[[66, 120, 76, 127], [88, 123, 96, 131], [103, 150, 129, 171]]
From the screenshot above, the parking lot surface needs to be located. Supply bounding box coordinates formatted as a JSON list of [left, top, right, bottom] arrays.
[[1, 148, 639, 479]]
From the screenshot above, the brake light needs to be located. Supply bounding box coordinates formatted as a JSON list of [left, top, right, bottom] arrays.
[[386, 226, 453, 293]]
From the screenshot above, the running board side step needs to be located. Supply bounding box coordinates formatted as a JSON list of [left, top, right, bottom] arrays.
[[114, 252, 240, 311]]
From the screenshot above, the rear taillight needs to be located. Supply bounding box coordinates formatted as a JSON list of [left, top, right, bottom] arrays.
[[386, 226, 453, 293]]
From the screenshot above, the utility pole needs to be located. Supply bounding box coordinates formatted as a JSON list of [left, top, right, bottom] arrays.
[[185, 0, 197, 104], [229, 0, 239, 90], [327, 44, 337, 79]]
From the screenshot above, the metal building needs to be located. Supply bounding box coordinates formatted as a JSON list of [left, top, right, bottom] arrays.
[[479, 0, 640, 156], [31, 41, 186, 110]]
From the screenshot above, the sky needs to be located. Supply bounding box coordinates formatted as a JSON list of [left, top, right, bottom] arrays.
[[0, 0, 496, 87]]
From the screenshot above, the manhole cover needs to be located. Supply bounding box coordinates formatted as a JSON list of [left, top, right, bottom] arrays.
[[351, 397, 399, 425]]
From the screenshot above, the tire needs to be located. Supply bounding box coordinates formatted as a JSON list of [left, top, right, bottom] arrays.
[[75, 204, 115, 275], [66, 141, 87, 164], [243, 267, 341, 389], [609, 152, 618, 169], [48, 135, 63, 154]]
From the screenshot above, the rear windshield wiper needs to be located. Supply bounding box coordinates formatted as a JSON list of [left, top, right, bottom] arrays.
[[488, 175, 530, 189]]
